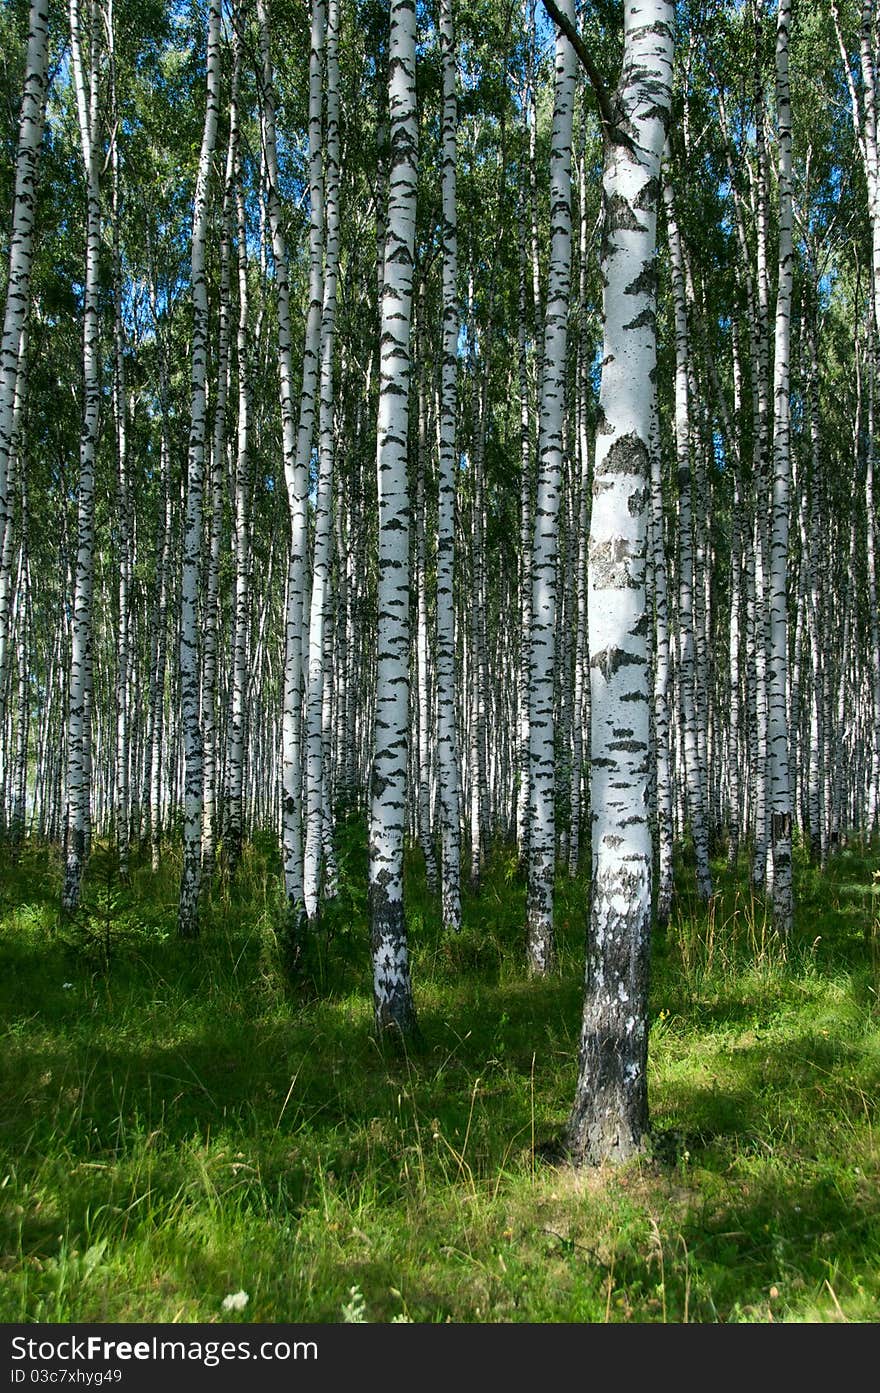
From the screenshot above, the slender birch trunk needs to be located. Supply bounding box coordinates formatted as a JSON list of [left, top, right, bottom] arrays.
[[525, 0, 576, 974], [436, 0, 462, 933], [304, 0, 340, 920], [516, 173, 533, 866], [287, 0, 324, 940], [768, 0, 794, 932], [0, 327, 28, 832], [258, 0, 321, 936], [62, 0, 101, 912], [108, 0, 131, 879], [649, 397, 674, 927], [224, 10, 252, 875], [201, 135, 235, 880], [415, 359, 439, 892], [177, 0, 221, 938], [662, 167, 712, 902]]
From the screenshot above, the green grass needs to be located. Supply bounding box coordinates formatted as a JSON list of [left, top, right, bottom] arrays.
[[0, 828, 878, 1323]]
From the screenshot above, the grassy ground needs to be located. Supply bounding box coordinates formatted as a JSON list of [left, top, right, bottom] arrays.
[[0, 827, 878, 1323]]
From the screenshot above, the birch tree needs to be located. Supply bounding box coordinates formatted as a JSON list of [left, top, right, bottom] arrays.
[[176, 0, 221, 939], [436, 0, 462, 932], [0, 0, 49, 816], [768, 0, 794, 933], [564, 0, 674, 1165], [525, 0, 576, 975], [369, 0, 419, 1036], [62, 0, 102, 913]]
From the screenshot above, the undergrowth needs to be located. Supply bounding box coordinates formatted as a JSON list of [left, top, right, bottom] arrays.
[[0, 827, 878, 1323]]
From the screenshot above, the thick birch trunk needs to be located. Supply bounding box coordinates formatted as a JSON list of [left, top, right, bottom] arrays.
[[369, 0, 418, 1036], [566, 0, 673, 1166]]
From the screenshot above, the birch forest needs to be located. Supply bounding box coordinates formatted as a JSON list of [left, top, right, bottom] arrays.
[[2, 0, 880, 1327]]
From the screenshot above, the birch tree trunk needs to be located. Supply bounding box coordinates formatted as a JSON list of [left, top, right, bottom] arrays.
[[566, 0, 674, 1165], [662, 167, 712, 902], [369, 0, 419, 1036], [108, 0, 131, 879], [0, 0, 48, 812], [768, 0, 794, 933], [176, 0, 221, 938], [649, 396, 674, 926], [201, 132, 234, 880], [304, 0, 341, 920], [525, 0, 576, 975], [62, 0, 102, 913], [436, 0, 462, 933], [225, 7, 252, 875], [258, 0, 322, 939], [285, 0, 324, 942]]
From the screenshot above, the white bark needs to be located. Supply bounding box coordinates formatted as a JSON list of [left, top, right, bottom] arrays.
[[566, 0, 674, 1166], [176, 0, 222, 938], [436, 0, 462, 933], [768, 0, 794, 933], [526, 0, 576, 974], [0, 0, 49, 590], [304, 0, 340, 920], [62, 0, 102, 912], [369, 0, 418, 1035]]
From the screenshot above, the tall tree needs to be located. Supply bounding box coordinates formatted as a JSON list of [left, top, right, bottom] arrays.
[[565, 0, 674, 1165], [176, 0, 222, 939], [62, 0, 102, 913], [0, 0, 49, 818], [525, 0, 576, 975], [436, 0, 462, 933], [369, 0, 419, 1036]]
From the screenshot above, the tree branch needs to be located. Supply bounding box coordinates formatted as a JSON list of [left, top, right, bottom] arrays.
[[540, 0, 616, 138]]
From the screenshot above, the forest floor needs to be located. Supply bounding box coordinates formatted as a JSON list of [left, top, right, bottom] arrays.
[[0, 828, 878, 1323]]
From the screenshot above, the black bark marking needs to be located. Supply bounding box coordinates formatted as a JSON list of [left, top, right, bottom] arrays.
[[622, 306, 655, 332], [597, 432, 649, 478], [624, 262, 656, 299], [591, 646, 640, 681]]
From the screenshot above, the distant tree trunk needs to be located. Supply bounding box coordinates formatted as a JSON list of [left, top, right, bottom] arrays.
[[414, 357, 439, 892], [436, 0, 462, 933], [201, 129, 234, 881], [566, 0, 674, 1166], [285, 0, 324, 942], [369, 0, 419, 1036], [177, 0, 221, 939], [768, 0, 794, 933], [11, 482, 30, 847], [108, 1, 131, 879], [225, 7, 252, 876], [525, 0, 576, 975], [0, 329, 27, 834], [62, 0, 102, 913], [568, 140, 593, 879], [516, 170, 533, 867], [304, 0, 340, 920], [662, 167, 712, 903], [258, 0, 322, 939], [649, 395, 674, 927]]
